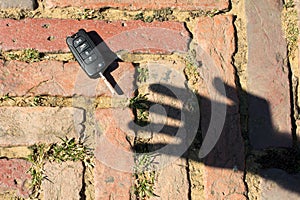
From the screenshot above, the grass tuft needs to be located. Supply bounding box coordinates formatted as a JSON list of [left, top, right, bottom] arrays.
[[133, 154, 158, 199], [27, 137, 93, 198], [184, 62, 200, 87], [137, 67, 149, 83], [282, 0, 299, 59], [6, 49, 42, 63]]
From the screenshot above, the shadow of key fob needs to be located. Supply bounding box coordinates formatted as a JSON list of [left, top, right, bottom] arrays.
[[66, 29, 117, 94]]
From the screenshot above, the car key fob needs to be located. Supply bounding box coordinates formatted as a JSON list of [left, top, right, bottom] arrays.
[[66, 29, 109, 78]]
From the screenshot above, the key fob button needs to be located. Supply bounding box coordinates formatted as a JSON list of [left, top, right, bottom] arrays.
[[73, 36, 85, 47], [80, 48, 93, 59], [76, 42, 89, 53], [84, 54, 97, 64]]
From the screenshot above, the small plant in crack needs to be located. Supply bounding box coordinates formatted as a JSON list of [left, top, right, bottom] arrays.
[[137, 67, 149, 83], [27, 144, 50, 198], [134, 12, 145, 21], [129, 92, 158, 199], [184, 62, 200, 86], [129, 93, 150, 126], [282, 0, 299, 58], [133, 153, 159, 199], [6, 49, 42, 63], [153, 8, 174, 22], [80, 8, 104, 19], [48, 137, 94, 168], [129, 93, 150, 110], [284, 0, 295, 8], [27, 137, 94, 198], [0, 93, 14, 103], [134, 8, 174, 22], [30, 96, 46, 107]]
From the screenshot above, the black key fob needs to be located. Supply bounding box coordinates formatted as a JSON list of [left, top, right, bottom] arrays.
[[66, 29, 110, 78]]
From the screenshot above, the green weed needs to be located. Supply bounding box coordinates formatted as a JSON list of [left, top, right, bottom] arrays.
[[7, 49, 41, 63], [129, 93, 157, 198], [282, 0, 299, 58], [134, 8, 174, 22], [27, 144, 50, 198], [133, 154, 158, 199], [30, 96, 46, 107], [129, 93, 150, 126], [129, 93, 149, 110], [27, 137, 93, 198], [48, 137, 94, 168], [137, 67, 149, 83], [284, 0, 295, 8], [184, 62, 200, 86], [134, 12, 145, 21], [0, 93, 14, 102], [153, 8, 174, 22]]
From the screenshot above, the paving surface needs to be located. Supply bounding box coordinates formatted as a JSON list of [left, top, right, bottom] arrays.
[[246, 0, 292, 149], [0, 0, 299, 200]]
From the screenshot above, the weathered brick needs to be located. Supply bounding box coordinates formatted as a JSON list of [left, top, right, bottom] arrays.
[[0, 159, 31, 198], [0, 19, 190, 54], [0, 60, 135, 97], [94, 108, 134, 199], [0, 0, 37, 10], [194, 15, 246, 199], [259, 168, 300, 199], [246, 0, 292, 149], [0, 107, 83, 146], [150, 158, 189, 199], [95, 159, 133, 200], [45, 0, 229, 11], [41, 161, 83, 200]]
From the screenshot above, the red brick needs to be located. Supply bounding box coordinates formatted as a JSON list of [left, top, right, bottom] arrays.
[[194, 15, 246, 199], [95, 159, 133, 200], [0, 60, 135, 97], [0, 107, 83, 146], [246, 0, 292, 149], [0, 159, 31, 198], [94, 108, 134, 199], [0, 19, 190, 54], [45, 0, 229, 10]]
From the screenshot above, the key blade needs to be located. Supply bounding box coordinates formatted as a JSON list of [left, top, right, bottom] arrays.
[[99, 72, 116, 95]]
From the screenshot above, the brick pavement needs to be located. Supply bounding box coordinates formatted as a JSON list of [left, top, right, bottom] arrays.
[[0, 0, 299, 199]]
